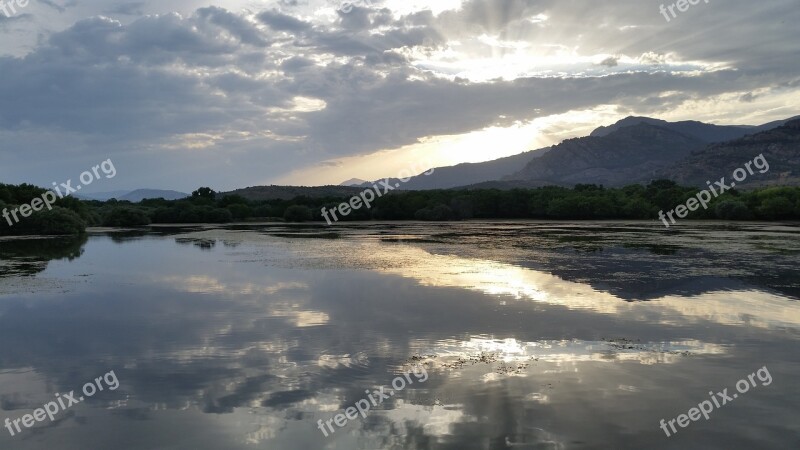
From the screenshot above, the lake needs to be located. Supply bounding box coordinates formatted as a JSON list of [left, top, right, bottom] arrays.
[[0, 221, 798, 449]]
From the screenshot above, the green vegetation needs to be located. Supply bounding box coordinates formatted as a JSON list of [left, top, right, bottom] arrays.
[[0, 183, 96, 236], [1, 181, 799, 236]]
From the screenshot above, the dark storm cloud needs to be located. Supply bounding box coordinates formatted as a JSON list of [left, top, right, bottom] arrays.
[[0, 0, 797, 190]]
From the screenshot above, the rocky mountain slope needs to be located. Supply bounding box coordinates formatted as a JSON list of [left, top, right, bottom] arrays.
[[657, 119, 800, 188], [505, 123, 708, 186]]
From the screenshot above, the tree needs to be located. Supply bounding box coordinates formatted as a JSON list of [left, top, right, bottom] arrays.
[[218, 195, 249, 207], [208, 209, 233, 223], [757, 197, 795, 220], [714, 200, 752, 220], [103, 207, 151, 227], [191, 187, 216, 200], [284, 205, 312, 222], [23, 207, 86, 235], [415, 204, 453, 221], [226, 204, 253, 220]]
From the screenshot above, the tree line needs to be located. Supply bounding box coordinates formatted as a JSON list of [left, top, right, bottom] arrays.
[[1, 181, 799, 235]]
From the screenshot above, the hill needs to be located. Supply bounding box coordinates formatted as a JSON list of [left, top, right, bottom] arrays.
[[657, 119, 800, 187], [590, 116, 760, 142], [221, 185, 365, 201], [75, 190, 131, 201], [76, 189, 188, 202], [392, 148, 550, 190], [506, 123, 707, 186], [120, 189, 188, 202]]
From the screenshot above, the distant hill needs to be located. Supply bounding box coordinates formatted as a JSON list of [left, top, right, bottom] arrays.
[[120, 189, 189, 202], [657, 119, 800, 188], [506, 123, 707, 186], [449, 179, 564, 190], [76, 189, 188, 202], [339, 178, 368, 187], [355, 116, 795, 191], [75, 190, 130, 201], [589, 116, 758, 143], [392, 148, 550, 190], [349, 148, 551, 191], [215, 115, 800, 197], [222, 185, 364, 201]]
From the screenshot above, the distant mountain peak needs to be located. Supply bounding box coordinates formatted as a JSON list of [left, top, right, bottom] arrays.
[[339, 178, 368, 187], [590, 116, 785, 144], [121, 189, 188, 202], [590, 117, 668, 137]]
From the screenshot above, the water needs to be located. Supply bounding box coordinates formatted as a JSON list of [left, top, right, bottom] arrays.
[[0, 222, 798, 449]]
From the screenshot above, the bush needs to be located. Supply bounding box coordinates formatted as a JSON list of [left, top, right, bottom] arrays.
[[103, 207, 151, 227], [179, 206, 211, 223], [6, 207, 87, 235], [152, 207, 180, 223], [714, 200, 752, 220], [253, 205, 276, 218], [226, 204, 252, 220], [414, 204, 453, 221], [284, 205, 312, 222], [757, 197, 795, 220], [208, 208, 233, 223]]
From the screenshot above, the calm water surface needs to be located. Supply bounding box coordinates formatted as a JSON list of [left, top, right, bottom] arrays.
[[0, 222, 798, 449]]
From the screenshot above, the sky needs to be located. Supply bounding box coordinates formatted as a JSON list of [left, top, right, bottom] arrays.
[[0, 0, 798, 193]]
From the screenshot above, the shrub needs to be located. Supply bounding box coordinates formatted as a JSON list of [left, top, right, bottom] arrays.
[[208, 208, 233, 223], [284, 205, 312, 222], [757, 197, 795, 220], [226, 204, 252, 220], [21, 207, 86, 235], [414, 204, 453, 221], [103, 207, 151, 227], [714, 200, 752, 220]]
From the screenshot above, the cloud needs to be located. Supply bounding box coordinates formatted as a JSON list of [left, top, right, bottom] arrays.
[[0, 13, 32, 25], [257, 9, 313, 32], [103, 2, 147, 16], [599, 56, 619, 67], [36, 0, 77, 14], [0, 0, 798, 190]]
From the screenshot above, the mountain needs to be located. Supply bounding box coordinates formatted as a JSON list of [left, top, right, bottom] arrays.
[[657, 119, 800, 187], [590, 116, 759, 143], [741, 115, 800, 134], [75, 189, 188, 202], [402, 148, 551, 190], [506, 123, 708, 186], [120, 189, 189, 202], [222, 185, 365, 201], [340, 178, 368, 187], [75, 190, 130, 201], [353, 148, 550, 191], [447, 179, 563, 190], [377, 116, 794, 191], [223, 115, 799, 197]]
